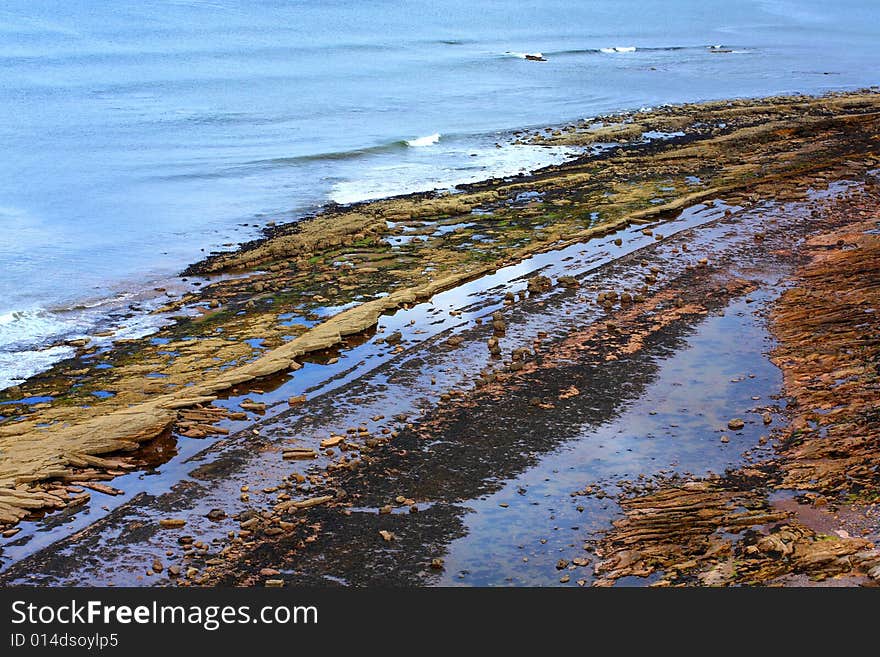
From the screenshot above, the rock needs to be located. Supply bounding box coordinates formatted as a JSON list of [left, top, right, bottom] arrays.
[[385, 331, 403, 345], [379, 505, 392, 514], [557, 275, 580, 288], [152, 560, 164, 573], [288, 395, 307, 406], [527, 275, 552, 294], [379, 530, 395, 541], [559, 575, 570, 583], [321, 436, 345, 449], [868, 565, 880, 580], [260, 568, 281, 577], [720, 435, 730, 443], [282, 448, 317, 460], [556, 559, 569, 570], [206, 509, 227, 521], [613, 238, 623, 246], [762, 412, 772, 425], [727, 418, 745, 430], [265, 579, 285, 587], [159, 518, 186, 529], [240, 517, 261, 530], [430, 558, 445, 570], [168, 565, 181, 577]]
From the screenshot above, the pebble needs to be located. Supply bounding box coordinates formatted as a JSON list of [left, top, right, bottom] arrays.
[[159, 518, 186, 529], [720, 435, 730, 443], [727, 418, 745, 430]]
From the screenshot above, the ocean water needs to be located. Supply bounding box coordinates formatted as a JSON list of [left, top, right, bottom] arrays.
[[1, 0, 878, 390]]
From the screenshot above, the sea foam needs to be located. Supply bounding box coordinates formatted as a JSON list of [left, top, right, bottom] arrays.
[[406, 133, 441, 147]]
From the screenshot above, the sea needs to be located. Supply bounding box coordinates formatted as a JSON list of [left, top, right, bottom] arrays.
[[1, 0, 878, 390]]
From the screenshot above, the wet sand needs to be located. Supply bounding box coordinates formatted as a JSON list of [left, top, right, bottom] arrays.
[[1, 91, 879, 586]]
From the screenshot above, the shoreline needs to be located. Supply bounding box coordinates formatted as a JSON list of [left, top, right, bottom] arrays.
[[2, 86, 874, 387], [3, 170, 877, 586], [1, 89, 879, 584]]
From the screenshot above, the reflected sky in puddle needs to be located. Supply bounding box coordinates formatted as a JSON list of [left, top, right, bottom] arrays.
[[437, 295, 783, 586]]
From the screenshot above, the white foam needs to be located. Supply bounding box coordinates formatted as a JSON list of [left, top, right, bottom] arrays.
[[406, 133, 441, 147], [504, 51, 544, 60], [330, 143, 582, 205], [0, 308, 78, 351], [600, 46, 636, 53], [0, 345, 75, 392]]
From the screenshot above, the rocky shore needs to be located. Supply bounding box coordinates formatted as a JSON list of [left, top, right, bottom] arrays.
[[1, 90, 879, 586]]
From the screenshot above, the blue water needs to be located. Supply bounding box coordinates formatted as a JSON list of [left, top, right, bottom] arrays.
[[0, 0, 878, 389]]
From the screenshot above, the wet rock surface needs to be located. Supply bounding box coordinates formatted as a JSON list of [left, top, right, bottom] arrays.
[[2, 163, 877, 586]]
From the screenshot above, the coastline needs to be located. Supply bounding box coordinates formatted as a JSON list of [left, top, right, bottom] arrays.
[[1, 89, 879, 585]]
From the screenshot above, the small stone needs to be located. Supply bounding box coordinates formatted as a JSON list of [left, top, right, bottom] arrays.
[[159, 518, 186, 529], [260, 568, 281, 577], [379, 530, 395, 542], [206, 509, 226, 521], [265, 579, 285, 587], [379, 505, 392, 514], [321, 435, 344, 448], [559, 575, 570, 583], [720, 435, 730, 443], [152, 560, 164, 573], [430, 558, 444, 570], [168, 565, 181, 577], [727, 418, 745, 430], [762, 412, 772, 425], [288, 395, 307, 406], [556, 559, 569, 570]]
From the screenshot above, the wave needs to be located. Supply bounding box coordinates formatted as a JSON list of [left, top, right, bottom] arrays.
[[504, 51, 545, 60], [406, 133, 441, 147], [545, 45, 723, 56], [0, 346, 75, 393], [0, 308, 78, 351]]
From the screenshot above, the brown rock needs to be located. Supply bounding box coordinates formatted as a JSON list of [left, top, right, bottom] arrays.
[[159, 518, 186, 529]]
